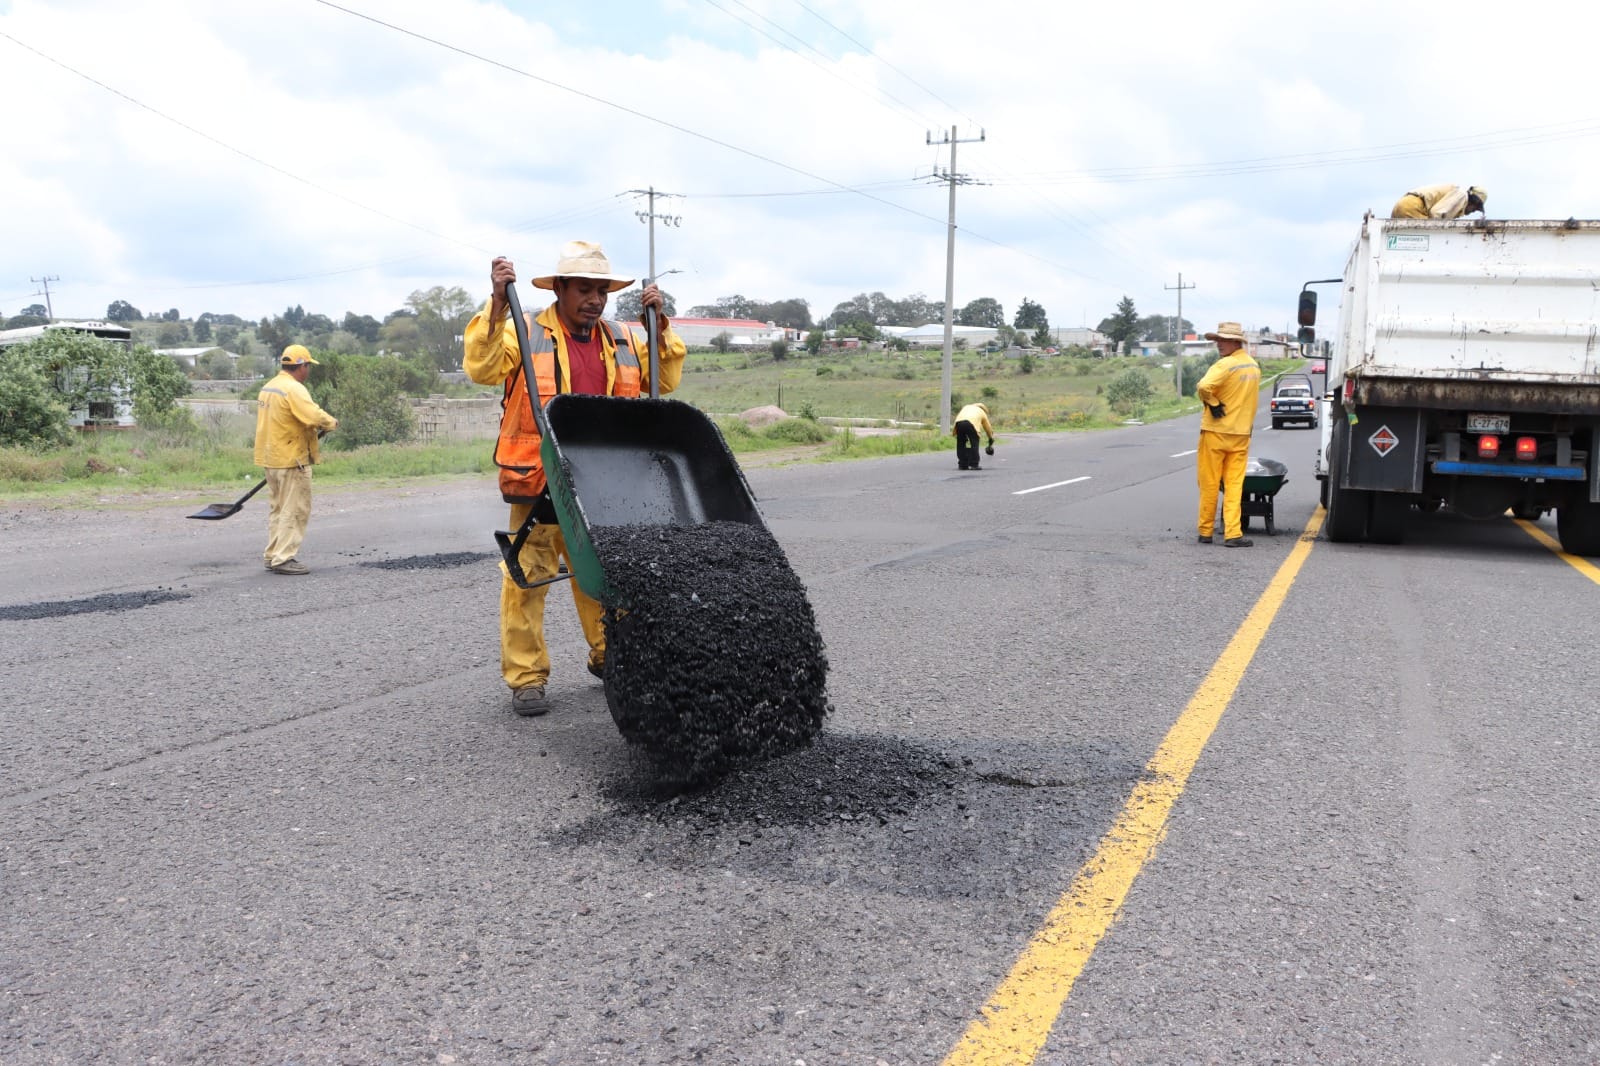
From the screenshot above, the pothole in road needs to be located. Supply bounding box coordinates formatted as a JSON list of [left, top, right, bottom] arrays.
[[358, 551, 497, 571], [0, 588, 190, 621]]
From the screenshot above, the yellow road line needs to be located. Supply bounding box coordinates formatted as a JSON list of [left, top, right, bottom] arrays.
[[943, 509, 1326, 1066], [1515, 519, 1600, 584]]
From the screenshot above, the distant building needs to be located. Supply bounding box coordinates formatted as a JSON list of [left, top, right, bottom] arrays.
[[670, 317, 790, 348], [886, 322, 1000, 347]]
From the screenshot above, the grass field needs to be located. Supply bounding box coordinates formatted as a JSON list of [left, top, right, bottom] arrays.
[[0, 349, 1306, 500]]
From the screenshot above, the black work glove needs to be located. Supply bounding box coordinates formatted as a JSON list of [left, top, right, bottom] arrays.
[[985, 444, 995, 456], [1207, 403, 1226, 419]]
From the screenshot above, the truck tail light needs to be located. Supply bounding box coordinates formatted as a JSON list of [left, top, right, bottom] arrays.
[[1515, 436, 1537, 460], [1478, 435, 1500, 458]]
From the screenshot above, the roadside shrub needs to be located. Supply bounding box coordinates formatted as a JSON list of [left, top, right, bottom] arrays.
[[0, 358, 70, 447], [762, 418, 831, 445], [307, 353, 429, 449], [1106, 367, 1154, 417]]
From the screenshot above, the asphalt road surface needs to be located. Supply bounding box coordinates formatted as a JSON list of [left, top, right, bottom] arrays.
[[3, 407, 1597, 1065]]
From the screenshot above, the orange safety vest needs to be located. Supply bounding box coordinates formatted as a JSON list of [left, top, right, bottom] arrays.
[[495, 315, 644, 502]]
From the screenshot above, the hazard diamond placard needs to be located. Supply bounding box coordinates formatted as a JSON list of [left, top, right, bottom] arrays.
[[1368, 425, 1400, 457]]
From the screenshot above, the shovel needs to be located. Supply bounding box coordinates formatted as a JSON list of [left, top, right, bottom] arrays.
[[187, 478, 268, 521], [187, 430, 326, 521]]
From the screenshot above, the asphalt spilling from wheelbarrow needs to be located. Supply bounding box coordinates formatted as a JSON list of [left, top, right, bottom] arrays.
[[591, 520, 831, 787]]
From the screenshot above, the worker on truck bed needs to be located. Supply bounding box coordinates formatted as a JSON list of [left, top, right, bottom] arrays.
[[463, 240, 686, 718], [1390, 184, 1487, 220], [952, 401, 995, 470], [1194, 322, 1261, 548]]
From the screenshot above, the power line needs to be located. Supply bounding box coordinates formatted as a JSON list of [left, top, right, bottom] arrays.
[[312, 1, 951, 232]]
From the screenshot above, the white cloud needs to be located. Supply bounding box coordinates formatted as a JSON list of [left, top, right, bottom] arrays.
[[4, 0, 1599, 335]]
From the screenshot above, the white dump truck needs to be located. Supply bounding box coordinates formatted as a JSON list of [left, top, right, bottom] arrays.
[[1300, 213, 1600, 554]]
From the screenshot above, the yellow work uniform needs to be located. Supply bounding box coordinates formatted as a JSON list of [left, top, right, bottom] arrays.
[[1194, 350, 1261, 540], [253, 371, 337, 568], [463, 298, 686, 691], [952, 403, 994, 439], [1391, 184, 1470, 220]]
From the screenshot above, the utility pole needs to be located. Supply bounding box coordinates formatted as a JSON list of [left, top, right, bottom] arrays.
[[1164, 272, 1195, 397], [625, 186, 682, 287], [31, 275, 60, 321], [925, 126, 985, 435]]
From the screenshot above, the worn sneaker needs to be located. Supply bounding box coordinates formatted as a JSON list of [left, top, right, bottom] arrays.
[[511, 685, 548, 717], [270, 558, 310, 575], [1224, 537, 1254, 548], [1197, 534, 1214, 544]]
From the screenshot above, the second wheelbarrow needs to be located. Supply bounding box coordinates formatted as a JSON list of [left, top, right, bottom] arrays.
[[1239, 457, 1289, 535]]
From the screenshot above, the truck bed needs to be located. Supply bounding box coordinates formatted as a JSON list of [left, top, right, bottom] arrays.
[[1338, 218, 1600, 394]]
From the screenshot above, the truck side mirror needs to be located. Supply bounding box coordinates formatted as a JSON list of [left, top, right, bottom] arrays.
[[1297, 290, 1318, 327], [1297, 326, 1315, 347]]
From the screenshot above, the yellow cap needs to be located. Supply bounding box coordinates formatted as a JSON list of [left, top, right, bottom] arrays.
[[280, 344, 318, 366]]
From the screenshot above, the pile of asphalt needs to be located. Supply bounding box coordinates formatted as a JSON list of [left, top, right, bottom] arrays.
[[0, 589, 189, 621], [360, 551, 495, 571], [591, 520, 830, 785]]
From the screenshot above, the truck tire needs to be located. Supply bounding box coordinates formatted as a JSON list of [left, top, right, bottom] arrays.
[[1324, 412, 1369, 543], [1556, 500, 1600, 556], [1367, 493, 1407, 545]]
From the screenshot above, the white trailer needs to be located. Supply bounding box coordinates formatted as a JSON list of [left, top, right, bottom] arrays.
[[1301, 214, 1600, 555]]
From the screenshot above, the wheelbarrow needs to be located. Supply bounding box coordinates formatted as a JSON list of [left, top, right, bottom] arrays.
[[496, 284, 766, 600], [1239, 457, 1289, 535]]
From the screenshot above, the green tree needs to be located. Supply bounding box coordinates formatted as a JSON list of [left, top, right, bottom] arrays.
[[958, 297, 1005, 329], [20, 303, 48, 319], [769, 338, 790, 361], [1098, 296, 1140, 355], [405, 286, 476, 371], [710, 331, 732, 353], [1033, 324, 1053, 348], [804, 330, 825, 355], [1137, 313, 1195, 343], [5, 314, 48, 329], [378, 314, 422, 356], [0, 355, 70, 447], [615, 288, 679, 320], [341, 312, 382, 344], [106, 300, 143, 323], [1014, 297, 1048, 331], [157, 322, 188, 346], [193, 317, 212, 343]]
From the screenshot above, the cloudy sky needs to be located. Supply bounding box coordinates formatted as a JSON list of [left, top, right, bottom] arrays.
[[4, 0, 1598, 337]]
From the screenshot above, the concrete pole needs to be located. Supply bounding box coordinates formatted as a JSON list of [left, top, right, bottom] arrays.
[[940, 127, 957, 436], [1165, 271, 1195, 397]]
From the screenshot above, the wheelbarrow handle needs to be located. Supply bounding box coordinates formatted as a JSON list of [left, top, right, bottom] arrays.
[[504, 284, 552, 441], [645, 301, 660, 400]]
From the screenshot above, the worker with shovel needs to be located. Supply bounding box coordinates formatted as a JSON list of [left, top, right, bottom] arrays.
[[463, 241, 685, 717], [253, 344, 337, 575]]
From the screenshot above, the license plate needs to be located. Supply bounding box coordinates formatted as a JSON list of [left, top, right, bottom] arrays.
[[1466, 412, 1510, 433]]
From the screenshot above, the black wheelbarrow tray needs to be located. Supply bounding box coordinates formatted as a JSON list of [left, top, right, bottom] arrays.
[[538, 392, 765, 599], [1240, 457, 1289, 535], [495, 285, 766, 601]]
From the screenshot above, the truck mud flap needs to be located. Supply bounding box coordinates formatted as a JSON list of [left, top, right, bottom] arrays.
[[1342, 406, 1424, 493]]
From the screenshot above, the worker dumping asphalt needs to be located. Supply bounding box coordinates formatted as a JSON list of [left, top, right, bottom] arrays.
[[496, 287, 829, 785], [592, 521, 830, 783]]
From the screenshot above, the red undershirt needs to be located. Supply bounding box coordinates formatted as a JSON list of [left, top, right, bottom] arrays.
[[563, 327, 608, 395]]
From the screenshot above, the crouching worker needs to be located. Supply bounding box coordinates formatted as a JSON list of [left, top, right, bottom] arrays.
[[463, 240, 686, 717], [953, 401, 994, 470]]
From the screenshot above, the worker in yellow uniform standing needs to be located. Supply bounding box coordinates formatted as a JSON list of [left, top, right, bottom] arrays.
[[1194, 322, 1261, 547], [1390, 184, 1486, 219], [952, 401, 995, 470], [463, 240, 686, 718], [253, 344, 338, 575]]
